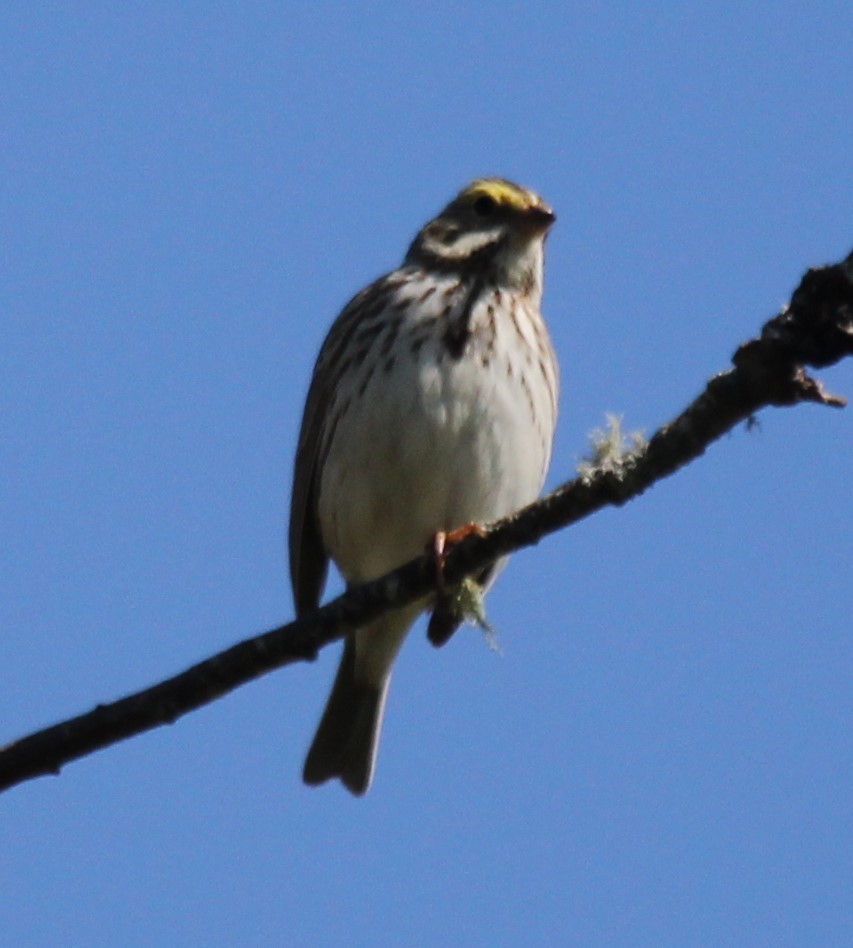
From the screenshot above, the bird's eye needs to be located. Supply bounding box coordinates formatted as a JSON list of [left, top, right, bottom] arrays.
[[472, 195, 497, 217]]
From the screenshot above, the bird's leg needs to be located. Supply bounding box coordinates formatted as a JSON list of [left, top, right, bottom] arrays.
[[426, 523, 490, 648], [429, 523, 487, 589]]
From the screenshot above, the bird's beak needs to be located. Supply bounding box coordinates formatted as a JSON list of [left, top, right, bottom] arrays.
[[520, 204, 556, 236]]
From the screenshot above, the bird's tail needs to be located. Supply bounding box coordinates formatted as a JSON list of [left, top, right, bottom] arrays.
[[302, 636, 388, 796]]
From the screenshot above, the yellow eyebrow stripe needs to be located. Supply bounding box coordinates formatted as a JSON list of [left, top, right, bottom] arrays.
[[461, 178, 540, 211]]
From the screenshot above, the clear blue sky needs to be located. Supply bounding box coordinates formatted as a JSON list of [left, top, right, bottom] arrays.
[[2, 4, 851, 946]]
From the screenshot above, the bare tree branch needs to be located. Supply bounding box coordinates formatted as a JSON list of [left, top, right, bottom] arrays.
[[1, 250, 851, 795]]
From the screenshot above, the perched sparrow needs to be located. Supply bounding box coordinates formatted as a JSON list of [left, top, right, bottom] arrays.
[[290, 178, 559, 794]]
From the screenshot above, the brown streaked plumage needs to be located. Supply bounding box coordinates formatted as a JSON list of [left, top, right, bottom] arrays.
[[290, 178, 559, 795]]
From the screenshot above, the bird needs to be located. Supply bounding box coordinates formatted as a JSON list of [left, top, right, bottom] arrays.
[[289, 178, 559, 795]]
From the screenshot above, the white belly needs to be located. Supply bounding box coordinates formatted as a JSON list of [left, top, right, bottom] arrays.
[[317, 291, 557, 583]]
